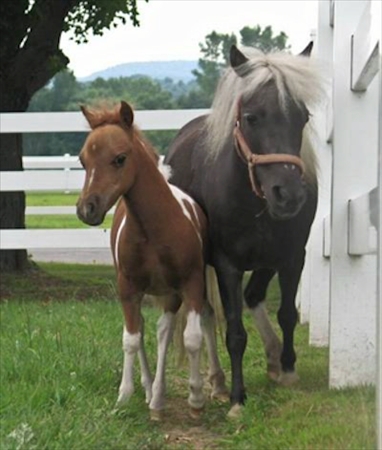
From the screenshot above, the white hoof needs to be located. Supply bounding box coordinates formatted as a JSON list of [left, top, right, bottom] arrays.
[[116, 389, 132, 407], [150, 409, 164, 422], [227, 403, 243, 419]]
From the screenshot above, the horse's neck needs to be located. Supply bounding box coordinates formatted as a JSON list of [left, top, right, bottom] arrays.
[[123, 148, 176, 241]]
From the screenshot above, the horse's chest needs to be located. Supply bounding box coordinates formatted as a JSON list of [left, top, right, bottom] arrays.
[[212, 215, 280, 270], [120, 242, 182, 295]]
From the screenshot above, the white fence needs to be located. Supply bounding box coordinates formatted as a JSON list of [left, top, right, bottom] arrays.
[[298, 0, 380, 445]]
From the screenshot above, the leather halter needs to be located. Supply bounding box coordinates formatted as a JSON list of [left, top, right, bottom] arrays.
[[233, 99, 305, 198]]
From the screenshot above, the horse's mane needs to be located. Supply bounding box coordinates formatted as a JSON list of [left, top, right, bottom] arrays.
[[205, 46, 327, 182], [85, 102, 160, 165]]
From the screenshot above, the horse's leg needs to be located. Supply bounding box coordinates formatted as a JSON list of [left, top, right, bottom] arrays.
[[213, 254, 246, 418], [182, 274, 206, 417], [277, 256, 305, 386], [116, 291, 144, 407], [138, 313, 153, 404], [201, 302, 228, 400], [149, 295, 180, 421], [244, 269, 282, 380]]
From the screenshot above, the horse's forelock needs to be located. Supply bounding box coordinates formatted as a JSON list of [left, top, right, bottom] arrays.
[[205, 47, 326, 171]]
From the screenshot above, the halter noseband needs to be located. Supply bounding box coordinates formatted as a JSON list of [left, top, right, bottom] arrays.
[[233, 99, 305, 198]]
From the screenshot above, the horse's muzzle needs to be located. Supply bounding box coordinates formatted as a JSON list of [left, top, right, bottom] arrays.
[[76, 194, 105, 226], [266, 184, 307, 220]]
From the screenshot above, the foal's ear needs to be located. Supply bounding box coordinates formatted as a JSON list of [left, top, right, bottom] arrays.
[[230, 45, 250, 76], [299, 41, 314, 57], [80, 105, 98, 129], [120, 101, 134, 128]]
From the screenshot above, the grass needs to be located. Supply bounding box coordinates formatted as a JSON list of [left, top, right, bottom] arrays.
[[0, 263, 376, 450], [25, 192, 113, 229]]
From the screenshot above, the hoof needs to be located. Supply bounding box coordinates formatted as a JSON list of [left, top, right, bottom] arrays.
[[277, 371, 299, 386], [227, 403, 243, 419], [150, 409, 163, 422], [211, 390, 230, 403], [115, 392, 130, 408], [267, 370, 280, 382], [190, 407, 204, 419], [145, 390, 153, 405]]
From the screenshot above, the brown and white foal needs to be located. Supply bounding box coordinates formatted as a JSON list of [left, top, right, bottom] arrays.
[[76, 101, 226, 420]]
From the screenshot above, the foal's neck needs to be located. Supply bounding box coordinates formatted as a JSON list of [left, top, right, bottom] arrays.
[[123, 143, 176, 241]]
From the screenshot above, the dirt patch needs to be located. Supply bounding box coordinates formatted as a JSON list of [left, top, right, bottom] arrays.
[[159, 397, 224, 449]]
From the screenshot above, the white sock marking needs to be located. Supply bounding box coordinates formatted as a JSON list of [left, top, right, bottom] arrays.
[[117, 328, 141, 405], [184, 310, 205, 409], [149, 312, 176, 411]]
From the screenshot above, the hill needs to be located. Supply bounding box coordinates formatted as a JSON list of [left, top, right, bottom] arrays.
[[80, 60, 198, 82]]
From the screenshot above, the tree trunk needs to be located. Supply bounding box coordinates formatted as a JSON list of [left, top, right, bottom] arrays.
[[0, 0, 72, 271], [0, 99, 30, 271]]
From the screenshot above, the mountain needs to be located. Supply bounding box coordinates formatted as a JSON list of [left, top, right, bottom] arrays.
[[79, 60, 198, 83]]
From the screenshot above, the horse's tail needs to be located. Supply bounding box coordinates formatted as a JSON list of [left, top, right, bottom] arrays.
[[172, 265, 225, 367], [205, 265, 225, 343]]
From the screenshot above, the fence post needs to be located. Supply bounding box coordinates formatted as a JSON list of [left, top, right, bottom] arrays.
[[329, 0, 379, 388]]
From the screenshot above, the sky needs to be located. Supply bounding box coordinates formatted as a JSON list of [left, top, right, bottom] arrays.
[[61, 0, 318, 78]]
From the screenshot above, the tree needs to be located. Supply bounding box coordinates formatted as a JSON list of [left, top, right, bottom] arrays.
[[240, 25, 289, 53], [191, 31, 237, 106], [186, 25, 290, 108], [0, 0, 147, 271]]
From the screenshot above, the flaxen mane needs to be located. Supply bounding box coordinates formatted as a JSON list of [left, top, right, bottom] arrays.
[[205, 46, 326, 184]]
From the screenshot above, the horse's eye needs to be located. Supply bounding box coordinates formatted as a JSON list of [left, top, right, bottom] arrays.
[[245, 114, 258, 126], [113, 154, 127, 168]]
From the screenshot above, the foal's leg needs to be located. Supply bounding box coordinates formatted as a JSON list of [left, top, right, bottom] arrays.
[[213, 254, 246, 418], [116, 293, 144, 406], [201, 303, 228, 400], [138, 314, 153, 404], [244, 269, 282, 380], [149, 295, 180, 420], [182, 275, 206, 416], [277, 256, 305, 386]]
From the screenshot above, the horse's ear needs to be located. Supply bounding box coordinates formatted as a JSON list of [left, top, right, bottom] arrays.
[[80, 105, 97, 129], [230, 45, 249, 73], [120, 101, 134, 128], [299, 41, 314, 57]]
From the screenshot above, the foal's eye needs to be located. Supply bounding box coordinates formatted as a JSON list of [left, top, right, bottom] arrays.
[[244, 114, 258, 126], [113, 154, 127, 168]]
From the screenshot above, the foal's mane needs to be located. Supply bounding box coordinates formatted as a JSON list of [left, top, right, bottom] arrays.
[[86, 102, 160, 165], [205, 46, 326, 181]]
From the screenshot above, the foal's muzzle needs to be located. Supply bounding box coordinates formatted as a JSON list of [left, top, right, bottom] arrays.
[[76, 194, 105, 226]]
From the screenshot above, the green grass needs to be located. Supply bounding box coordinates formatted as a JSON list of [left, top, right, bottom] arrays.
[[0, 263, 376, 449], [26, 192, 80, 207]]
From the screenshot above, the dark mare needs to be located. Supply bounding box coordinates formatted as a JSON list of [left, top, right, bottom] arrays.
[[165, 44, 325, 417]]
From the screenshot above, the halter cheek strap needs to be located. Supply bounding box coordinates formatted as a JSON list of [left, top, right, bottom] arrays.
[[233, 100, 305, 198]]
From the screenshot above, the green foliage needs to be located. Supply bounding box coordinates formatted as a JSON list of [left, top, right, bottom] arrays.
[[25, 71, 179, 156], [65, 0, 146, 43], [183, 25, 290, 108], [240, 25, 290, 53]]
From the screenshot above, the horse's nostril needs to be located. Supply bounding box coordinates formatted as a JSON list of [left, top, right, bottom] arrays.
[[273, 186, 288, 203], [88, 202, 95, 214]]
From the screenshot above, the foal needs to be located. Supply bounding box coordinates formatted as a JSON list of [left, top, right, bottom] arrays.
[[76, 101, 226, 420]]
